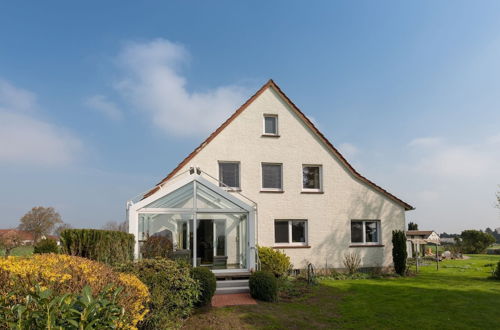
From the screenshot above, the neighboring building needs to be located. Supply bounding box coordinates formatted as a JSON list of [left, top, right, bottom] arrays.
[[127, 80, 414, 274], [0, 229, 59, 245], [406, 230, 440, 257]]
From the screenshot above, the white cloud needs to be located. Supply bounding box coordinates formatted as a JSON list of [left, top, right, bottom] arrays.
[[85, 95, 123, 121], [0, 79, 81, 166], [114, 39, 248, 137], [408, 137, 444, 148]]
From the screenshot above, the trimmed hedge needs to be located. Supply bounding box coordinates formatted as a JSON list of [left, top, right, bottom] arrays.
[[249, 271, 278, 302], [115, 258, 200, 329], [192, 267, 216, 306], [258, 246, 292, 278], [60, 229, 134, 265], [33, 238, 59, 254]]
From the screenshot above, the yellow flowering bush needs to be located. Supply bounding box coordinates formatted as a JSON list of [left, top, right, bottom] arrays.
[[0, 254, 149, 329]]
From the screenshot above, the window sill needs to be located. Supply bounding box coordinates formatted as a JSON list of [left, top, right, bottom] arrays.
[[261, 134, 280, 138], [273, 245, 311, 249], [260, 190, 284, 193], [220, 187, 241, 192], [349, 244, 384, 248], [301, 190, 324, 194]]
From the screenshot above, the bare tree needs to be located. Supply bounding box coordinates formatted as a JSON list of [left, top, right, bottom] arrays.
[[18, 207, 62, 243], [102, 220, 128, 232], [0, 230, 23, 257], [54, 223, 72, 236], [496, 186, 499, 209]]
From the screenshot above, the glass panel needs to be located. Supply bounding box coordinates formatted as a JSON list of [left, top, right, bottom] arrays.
[[303, 166, 320, 189], [144, 182, 194, 209], [196, 182, 245, 210], [197, 213, 247, 270], [264, 116, 277, 134], [351, 221, 363, 243], [219, 162, 240, 188], [291, 221, 306, 243], [262, 164, 282, 189], [138, 213, 193, 264], [365, 221, 379, 243], [274, 221, 289, 243]]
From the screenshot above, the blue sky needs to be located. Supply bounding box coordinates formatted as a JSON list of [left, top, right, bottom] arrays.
[[1, 1, 499, 232]]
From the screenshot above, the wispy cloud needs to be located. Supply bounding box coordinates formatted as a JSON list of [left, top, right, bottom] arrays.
[[85, 95, 123, 121], [0, 79, 82, 166], [114, 38, 248, 137]]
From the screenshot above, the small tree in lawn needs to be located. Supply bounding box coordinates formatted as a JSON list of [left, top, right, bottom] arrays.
[[0, 230, 23, 257], [392, 230, 407, 275], [18, 207, 62, 243]]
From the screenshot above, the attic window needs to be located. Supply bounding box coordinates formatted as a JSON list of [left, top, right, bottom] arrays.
[[263, 115, 278, 136]]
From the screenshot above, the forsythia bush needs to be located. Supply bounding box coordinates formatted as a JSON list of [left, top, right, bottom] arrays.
[[258, 246, 292, 278], [0, 254, 149, 329]]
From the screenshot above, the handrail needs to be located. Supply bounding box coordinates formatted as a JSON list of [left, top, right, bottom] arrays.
[[255, 247, 261, 271]]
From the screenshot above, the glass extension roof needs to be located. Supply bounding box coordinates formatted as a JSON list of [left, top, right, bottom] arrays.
[[143, 181, 246, 211]]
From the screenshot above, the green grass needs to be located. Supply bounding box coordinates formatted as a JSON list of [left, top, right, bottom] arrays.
[[0, 246, 34, 256], [183, 255, 500, 329], [488, 244, 500, 250]]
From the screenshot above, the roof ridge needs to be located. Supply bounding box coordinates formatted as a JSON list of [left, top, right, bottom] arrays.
[[144, 80, 414, 210]]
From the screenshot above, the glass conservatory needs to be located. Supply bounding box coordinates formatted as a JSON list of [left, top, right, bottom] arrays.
[[127, 173, 255, 272]]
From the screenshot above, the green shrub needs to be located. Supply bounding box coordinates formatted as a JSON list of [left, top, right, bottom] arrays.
[[392, 230, 407, 276], [249, 271, 278, 302], [60, 229, 134, 265], [0, 285, 126, 329], [492, 260, 500, 280], [141, 235, 173, 259], [115, 258, 200, 329], [33, 238, 59, 254], [192, 267, 216, 306], [258, 246, 292, 278], [0, 254, 149, 328]]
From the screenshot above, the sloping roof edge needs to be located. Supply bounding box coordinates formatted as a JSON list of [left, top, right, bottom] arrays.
[[144, 80, 414, 211]]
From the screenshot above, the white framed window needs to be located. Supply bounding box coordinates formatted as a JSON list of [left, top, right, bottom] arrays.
[[263, 114, 278, 135], [302, 165, 322, 191], [218, 161, 240, 189], [350, 220, 381, 245], [274, 220, 307, 245], [261, 163, 283, 191]]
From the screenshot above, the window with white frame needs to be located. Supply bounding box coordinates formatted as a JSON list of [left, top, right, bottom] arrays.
[[262, 163, 282, 190], [350, 220, 381, 244], [274, 220, 307, 245], [263, 115, 278, 135], [218, 162, 240, 189], [302, 165, 322, 191]]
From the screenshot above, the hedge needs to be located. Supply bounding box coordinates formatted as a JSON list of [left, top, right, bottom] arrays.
[[249, 271, 278, 302], [60, 229, 134, 265], [192, 267, 216, 306]]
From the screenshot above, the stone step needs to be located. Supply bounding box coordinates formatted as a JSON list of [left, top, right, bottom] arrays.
[[215, 286, 250, 295], [216, 279, 249, 288]]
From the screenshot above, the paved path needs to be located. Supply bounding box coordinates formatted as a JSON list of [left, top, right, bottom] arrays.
[[211, 293, 257, 307]]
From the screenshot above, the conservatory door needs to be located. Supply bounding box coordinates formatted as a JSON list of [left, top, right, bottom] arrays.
[[196, 220, 214, 265]]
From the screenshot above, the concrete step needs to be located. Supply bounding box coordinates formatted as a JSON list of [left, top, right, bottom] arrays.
[[214, 272, 251, 280], [215, 286, 250, 295], [216, 279, 249, 288]]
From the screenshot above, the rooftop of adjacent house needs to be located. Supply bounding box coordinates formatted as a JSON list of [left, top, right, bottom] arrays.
[[406, 230, 437, 237], [142, 79, 414, 211], [0, 229, 58, 241]]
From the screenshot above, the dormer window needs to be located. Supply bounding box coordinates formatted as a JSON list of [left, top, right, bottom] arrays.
[[263, 114, 278, 136]]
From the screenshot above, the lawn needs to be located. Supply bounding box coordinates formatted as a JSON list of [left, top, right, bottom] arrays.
[[183, 255, 500, 329], [0, 245, 34, 256]]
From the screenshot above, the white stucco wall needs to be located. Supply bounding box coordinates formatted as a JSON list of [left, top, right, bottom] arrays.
[[168, 87, 408, 269]]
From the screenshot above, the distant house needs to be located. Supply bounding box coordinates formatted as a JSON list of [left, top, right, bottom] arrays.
[[0, 229, 59, 245], [406, 230, 440, 258]]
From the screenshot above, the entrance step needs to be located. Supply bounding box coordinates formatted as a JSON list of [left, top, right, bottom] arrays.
[[215, 279, 250, 295], [214, 271, 251, 280]]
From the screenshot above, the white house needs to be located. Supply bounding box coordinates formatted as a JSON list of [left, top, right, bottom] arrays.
[[127, 80, 414, 274]]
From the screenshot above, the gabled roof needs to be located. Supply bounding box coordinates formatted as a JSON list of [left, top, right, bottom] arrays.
[[145, 80, 414, 210]]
